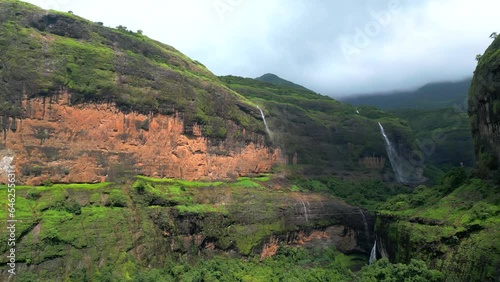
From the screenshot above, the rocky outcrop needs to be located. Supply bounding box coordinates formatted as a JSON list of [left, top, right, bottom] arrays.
[[468, 35, 500, 171], [148, 190, 375, 257], [0, 180, 375, 279], [1, 93, 284, 184], [376, 214, 499, 282]]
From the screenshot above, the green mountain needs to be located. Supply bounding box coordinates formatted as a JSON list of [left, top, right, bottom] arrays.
[[344, 77, 475, 175], [342, 78, 472, 110], [374, 36, 500, 282], [389, 108, 475, 171], [255, 73, 313, 92], [220, 75, 423, 181], [0, 0, 266, 140], [0, 1, 498, 281], [0, 2, 418, 280]]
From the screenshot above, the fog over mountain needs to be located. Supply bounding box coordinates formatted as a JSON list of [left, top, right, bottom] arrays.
[[24, 0, 498, 96]]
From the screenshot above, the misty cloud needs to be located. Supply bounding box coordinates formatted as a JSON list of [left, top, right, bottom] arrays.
[[26, 0, 499, 97]]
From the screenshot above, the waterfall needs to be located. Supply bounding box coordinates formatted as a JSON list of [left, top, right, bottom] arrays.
[[0, 156, 14, 177], [257, 106, 271, 136], [369, 241, 377, 264], [378, 122, 405, 183], [358, 209, 370, 243], [299, 198, 310, 223], [377, 238, 389, 259]]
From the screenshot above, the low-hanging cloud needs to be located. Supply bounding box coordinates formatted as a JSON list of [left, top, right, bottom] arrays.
[[24, 0, 500, 97]]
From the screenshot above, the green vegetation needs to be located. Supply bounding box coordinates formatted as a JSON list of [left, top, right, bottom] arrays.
[[468, 34, 500, 171], [291, 177, 412, 211], [2, 171, 493, 281], [390, 107, 475, 174], [11, 233, 441, 282], [1, 2, 498, 282], [220, 75, 416, 174], [0, 175, 357, 280], [376, 168, 500, 281], [358, 258, 444, 282], [0, 0, 267, 140]]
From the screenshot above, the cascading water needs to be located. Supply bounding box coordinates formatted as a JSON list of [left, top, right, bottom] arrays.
[[369, 241, 377, 264], [358, 209, 370, 243], [257, 106, 271, 137], [299, 198, 310, 222], [378, 122, 405, 183]]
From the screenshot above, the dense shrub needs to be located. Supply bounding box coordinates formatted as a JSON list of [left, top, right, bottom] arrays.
[[440, 167, 467, 193], [105, 189, 128, 207], [358, 258, 444, 282]]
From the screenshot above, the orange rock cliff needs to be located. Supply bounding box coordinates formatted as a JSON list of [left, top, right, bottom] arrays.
[[2, 93, 284, 185]]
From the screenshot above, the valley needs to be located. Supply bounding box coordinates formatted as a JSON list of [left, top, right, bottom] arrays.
[[0, 0, 498, 281]]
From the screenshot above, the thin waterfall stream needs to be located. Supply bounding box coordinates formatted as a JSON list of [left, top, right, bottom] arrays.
[[369, 241, 377, 264], [378, 122, 405, 183], [257, 106, 271, 137]]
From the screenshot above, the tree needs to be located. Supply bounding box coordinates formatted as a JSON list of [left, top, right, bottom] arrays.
[[490, 32, 498, 39], [476, 54, 482, 61], [358, 258, 444, 282], [137, 29, 143, 35], [116, 25, 128, 31]]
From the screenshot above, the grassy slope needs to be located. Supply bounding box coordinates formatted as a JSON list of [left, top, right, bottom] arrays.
[[0, 175, 450, 281], [219, 75, 416, 174], [0, 175, 365, 280], [0, 0, 264, 139], [376, 169, 500, 281]]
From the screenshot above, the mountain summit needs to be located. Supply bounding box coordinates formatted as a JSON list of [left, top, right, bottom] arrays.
[[256, 73, 313, 92]]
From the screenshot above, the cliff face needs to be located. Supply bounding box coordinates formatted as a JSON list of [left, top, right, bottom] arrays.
[[0, 178, 375, 280], [220, 76, 423, 183], [0, 0, 271, 149], [1, 93, 283, 185], [468, 35, 500, 171]]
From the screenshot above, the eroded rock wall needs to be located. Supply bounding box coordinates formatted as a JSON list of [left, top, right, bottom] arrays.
[[468, 35, 500, 170], [2, 93, 284, 184]]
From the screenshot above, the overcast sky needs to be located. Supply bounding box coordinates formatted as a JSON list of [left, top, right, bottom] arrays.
[[24, 0, 499, 97]]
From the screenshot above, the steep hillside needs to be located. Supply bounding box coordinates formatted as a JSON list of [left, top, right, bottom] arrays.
[[390, 108, 475, 174], [342, 76, 475, 178], [0, 176, 376, 280], [342, 78, 471, 110], [255, 73, 313, 92], [374, 37, 500, 282], [220, 75, 425, 183], [0, 0, 264, 137], [376, 171, 500, 281], [0, 0, 284, 184], [468, 35, 500, 174]]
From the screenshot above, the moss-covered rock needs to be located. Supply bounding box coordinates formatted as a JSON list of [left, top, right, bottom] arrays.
[[0, 176, 376, 280], [376, 178, 500, 281], [468, 35, 500, 173]]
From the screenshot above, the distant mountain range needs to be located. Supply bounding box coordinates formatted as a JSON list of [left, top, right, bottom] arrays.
[[341, 78, 472, 110]]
